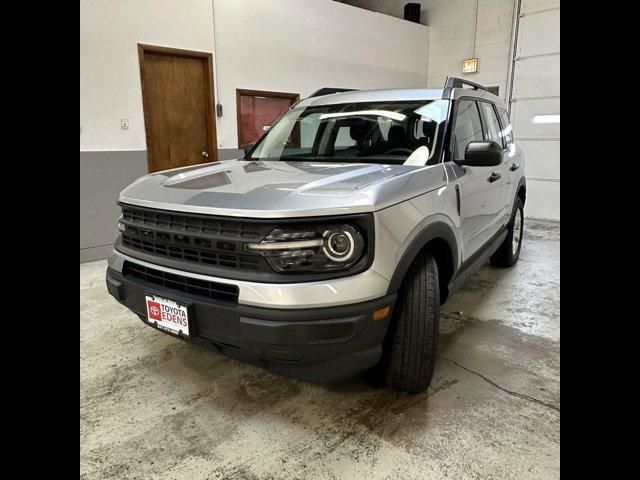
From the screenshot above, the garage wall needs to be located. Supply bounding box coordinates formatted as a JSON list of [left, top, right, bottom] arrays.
[[80, 0, 429, 262], [420, 0, 559, 220], [337, 0, 516, 97], [213, 0, 429, 149], [333, 0, 420, 23], [80, 0, 218, 262], [80, 0, 429, 153], [509, 0, 560, 220], [423, 0, 516, 99], [80, 0, 217, 152]]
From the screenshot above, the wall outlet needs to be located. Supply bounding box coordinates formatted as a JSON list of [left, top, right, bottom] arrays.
[[120, 118, 129, 129]]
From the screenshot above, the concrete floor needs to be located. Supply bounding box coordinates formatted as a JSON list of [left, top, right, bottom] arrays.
[[80, 220, 559, 480]]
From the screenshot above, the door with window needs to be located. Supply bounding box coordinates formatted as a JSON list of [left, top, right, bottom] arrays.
[[478, 100, 513, 228], [236, 89, 299, 149], [452, 99, 503, 262]]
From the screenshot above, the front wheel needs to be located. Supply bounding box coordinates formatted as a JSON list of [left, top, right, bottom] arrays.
[[490, 197, 524, 267], [381, 251, 440, 393]]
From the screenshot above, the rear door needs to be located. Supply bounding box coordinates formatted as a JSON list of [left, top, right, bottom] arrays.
[[452, 99, 503, 262], [478, 101, 512, 228]]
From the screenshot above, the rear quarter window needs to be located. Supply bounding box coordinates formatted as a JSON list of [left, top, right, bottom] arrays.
[[497, 107, 514, 145], [479, 102, 504, 147]]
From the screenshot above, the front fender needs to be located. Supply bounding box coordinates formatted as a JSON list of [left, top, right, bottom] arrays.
[[385, 220, 459, 294]]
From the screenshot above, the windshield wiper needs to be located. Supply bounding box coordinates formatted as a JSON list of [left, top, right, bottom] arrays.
[[277, 156, 318, 161]]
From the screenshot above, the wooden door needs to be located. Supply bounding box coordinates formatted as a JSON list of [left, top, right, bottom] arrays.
[[138, 44, 217, 173], [236, 89, 299, 149]]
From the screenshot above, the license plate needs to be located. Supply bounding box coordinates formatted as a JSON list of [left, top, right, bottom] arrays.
[[145, 294, 190, 337]]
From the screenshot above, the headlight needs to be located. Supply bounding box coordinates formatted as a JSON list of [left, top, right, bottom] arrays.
[[246, 224, 365, 273]]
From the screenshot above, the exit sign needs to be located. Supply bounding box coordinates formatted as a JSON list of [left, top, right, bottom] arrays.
[[462, 58, 478, 74]]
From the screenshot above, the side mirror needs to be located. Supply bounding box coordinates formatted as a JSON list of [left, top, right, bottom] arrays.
[[243, 143, 256, 155], [458, 141, 502, 167]]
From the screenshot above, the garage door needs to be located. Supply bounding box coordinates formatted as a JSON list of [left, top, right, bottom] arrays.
[[509, 0, 560, 220]]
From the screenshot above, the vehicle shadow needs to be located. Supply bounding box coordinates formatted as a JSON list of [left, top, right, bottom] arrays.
[[141, 266, 499, 445]]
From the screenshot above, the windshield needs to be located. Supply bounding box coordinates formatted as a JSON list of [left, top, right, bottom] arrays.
[[248, 100, 449, 166]]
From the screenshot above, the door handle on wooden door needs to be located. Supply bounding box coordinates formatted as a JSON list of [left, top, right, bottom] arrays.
[[202, 151, 210, 159]]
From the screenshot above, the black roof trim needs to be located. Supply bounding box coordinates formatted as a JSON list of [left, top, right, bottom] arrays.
[[442, 76, 490, 99], [309, 87, 358, 98]]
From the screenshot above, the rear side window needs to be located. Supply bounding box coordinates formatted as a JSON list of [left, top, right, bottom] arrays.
[[454, 100, 484, 159], [496, 107, 514, 145], [479, 102, 503, 147]]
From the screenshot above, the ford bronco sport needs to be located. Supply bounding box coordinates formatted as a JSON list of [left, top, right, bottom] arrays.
[[106, 77, 526, 393]]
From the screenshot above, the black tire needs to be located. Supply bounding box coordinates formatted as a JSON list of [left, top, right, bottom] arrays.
[[490, 197, 524, 267], [382, 251, 440, 393]]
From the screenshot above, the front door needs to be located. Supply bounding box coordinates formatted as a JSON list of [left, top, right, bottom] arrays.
[[452, 99, 503, 262], [138, 44, 217, 173]]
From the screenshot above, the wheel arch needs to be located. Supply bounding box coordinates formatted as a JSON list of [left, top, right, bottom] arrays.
[[386, 222, 458, 305], [517, 177, 526, 205]]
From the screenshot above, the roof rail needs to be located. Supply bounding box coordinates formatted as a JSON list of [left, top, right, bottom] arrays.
[[442, 76, 490, 99], [309, 87, 358, 98]]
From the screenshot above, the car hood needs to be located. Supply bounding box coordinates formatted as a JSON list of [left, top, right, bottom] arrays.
[[119, 159, 448, 218]]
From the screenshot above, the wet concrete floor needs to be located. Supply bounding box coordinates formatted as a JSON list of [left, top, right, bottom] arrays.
[[80, 220, 559, 479]]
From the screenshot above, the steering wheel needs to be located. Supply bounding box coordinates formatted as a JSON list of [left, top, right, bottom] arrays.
[[383, 147, 414, 156]]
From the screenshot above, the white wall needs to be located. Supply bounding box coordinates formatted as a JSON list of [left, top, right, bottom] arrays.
[[80, 0, 429, 152], [423, 0, 515, 98], [80, 0, 216, 151], [213, 0, 429, 149], [334, 0, 415, 21]]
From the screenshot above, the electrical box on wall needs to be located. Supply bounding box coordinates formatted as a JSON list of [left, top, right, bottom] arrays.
[[120, 118, 129, 129]]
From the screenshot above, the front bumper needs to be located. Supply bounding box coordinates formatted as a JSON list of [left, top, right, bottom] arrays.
[[106, 264, 396, 383], [108, 250, 391, 309]]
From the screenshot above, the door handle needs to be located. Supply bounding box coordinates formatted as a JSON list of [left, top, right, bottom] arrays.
[[510, 163, 520, 171], [488, 172, 501, 183], [202, 151, 210, 159]]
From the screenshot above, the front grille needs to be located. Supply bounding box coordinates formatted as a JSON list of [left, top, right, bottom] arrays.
[[123, 261, 239, 303], [119, 205, 273, 272], [121, 206, 268, 239], [121, 234, 263, 270]]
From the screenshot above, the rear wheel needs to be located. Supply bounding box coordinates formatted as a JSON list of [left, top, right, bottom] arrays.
[[382, 251, 440, 393], [490, 197, 524, 267]]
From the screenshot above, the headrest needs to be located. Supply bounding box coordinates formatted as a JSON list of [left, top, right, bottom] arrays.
[[387, 125, 405, 144], [422, 120, 437, 137], [350, 123, 369, 142]]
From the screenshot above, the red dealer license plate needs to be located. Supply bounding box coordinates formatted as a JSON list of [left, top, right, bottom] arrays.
[[145, 294, 190, 337]]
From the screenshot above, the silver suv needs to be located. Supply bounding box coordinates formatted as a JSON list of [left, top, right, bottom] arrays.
[[106, 77, 526, 393]]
